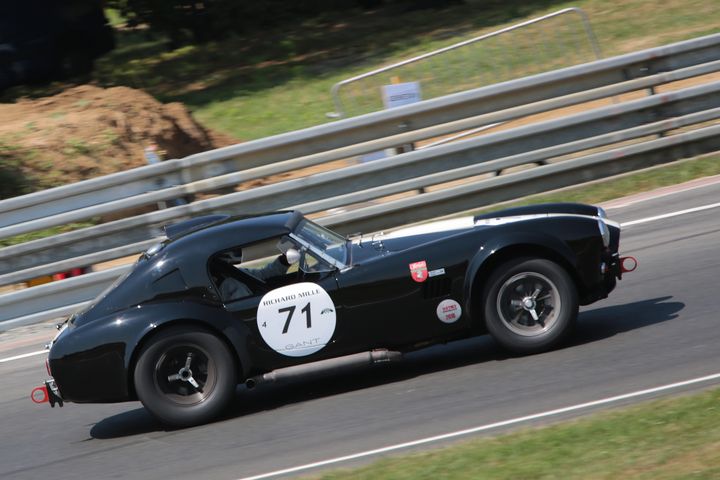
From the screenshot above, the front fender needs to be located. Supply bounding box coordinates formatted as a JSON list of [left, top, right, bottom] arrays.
[[463, 231, 578, 321]]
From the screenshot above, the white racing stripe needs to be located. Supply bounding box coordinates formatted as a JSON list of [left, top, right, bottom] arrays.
[[236, 372, 720, 480], [384, 216, 475, 238], [621, 201, 720, 227], [374, 199, 720, 241], [0, 350, 46, 363]]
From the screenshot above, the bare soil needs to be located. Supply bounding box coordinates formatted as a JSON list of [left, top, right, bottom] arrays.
[[0, 85, 237, 191]]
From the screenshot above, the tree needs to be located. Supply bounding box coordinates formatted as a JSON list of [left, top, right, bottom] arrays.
[[108, 1, 463, 44]]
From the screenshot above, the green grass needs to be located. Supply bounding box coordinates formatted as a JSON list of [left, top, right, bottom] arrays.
[[310, 387, 720, 480], [104, 8, 126, 28], [5, 0, 718, 141], [88, 0, 720, 140], [0, 222, 97, 248]]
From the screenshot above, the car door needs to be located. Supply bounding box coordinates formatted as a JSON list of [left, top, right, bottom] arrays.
[[217, 243, 364, 372], [333, 240, 469, 349]]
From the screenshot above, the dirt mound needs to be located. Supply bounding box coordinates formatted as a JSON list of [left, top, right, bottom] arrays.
[[0, 85, 237, 193]]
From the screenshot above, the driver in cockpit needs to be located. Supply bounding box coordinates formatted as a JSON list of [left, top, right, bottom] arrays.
[[213, 241, 300, 302]]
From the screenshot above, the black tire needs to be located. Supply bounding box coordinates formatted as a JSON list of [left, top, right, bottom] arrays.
[[483, 258, 578, 354], [134, 326, 237, 427]]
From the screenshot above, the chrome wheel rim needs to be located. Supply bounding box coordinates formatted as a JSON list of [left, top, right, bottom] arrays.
[[154, 345, 217, 406], [496, 272, 561, 337]]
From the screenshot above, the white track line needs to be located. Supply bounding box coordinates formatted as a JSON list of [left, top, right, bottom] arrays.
[[0, 350, 46, 363], [621, 201, 720, 227], [237, 372, 720, 480]]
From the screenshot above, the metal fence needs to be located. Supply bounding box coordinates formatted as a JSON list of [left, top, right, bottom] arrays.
[[1, 32, 720, 330], [328, 7, 602, 118]]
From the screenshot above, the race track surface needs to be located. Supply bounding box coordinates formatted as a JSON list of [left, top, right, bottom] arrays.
[[2, 179, 720, 480]]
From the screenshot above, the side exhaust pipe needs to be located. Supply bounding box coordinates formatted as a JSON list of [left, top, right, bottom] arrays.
[[246, 349, 402, 389]]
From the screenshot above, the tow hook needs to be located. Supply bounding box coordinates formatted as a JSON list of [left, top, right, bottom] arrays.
[[620, 256, 638, 273], [31, 379, 64, 408]]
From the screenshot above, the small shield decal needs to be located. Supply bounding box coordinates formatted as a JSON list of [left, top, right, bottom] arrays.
[[409, 260, 428, 283]]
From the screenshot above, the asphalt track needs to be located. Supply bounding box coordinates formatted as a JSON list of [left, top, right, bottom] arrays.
[[2, 178, 720, 480]]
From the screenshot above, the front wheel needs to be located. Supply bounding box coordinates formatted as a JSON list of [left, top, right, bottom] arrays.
[[483, 258, 578, 354], [134, 326, 237, 427]]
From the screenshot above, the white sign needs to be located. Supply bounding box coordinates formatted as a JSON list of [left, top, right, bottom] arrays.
[[361, 81, 423, 163], [257, 283, 336, 357], [382, 81, 422, 109]]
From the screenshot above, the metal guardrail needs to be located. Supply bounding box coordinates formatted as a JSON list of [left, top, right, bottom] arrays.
[[328, 7, 602, 118], [4, 118, 719, 331], [1, 33, 720, 330], [2, 32, 718, 234], [2, 66, 720, 280]]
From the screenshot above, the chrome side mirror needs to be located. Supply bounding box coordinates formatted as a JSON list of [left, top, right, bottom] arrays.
[[285, 248, 301, 265]]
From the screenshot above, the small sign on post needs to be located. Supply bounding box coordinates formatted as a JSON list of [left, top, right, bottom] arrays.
[[381, 81, 422, 109], [361, 80, 422, 163]]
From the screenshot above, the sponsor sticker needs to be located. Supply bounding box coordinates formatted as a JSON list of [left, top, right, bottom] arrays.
[[436, 299, 462, 324], [428, 268, 445, 278], [257, 283, 336, 357], [409, 260, 428, 283]]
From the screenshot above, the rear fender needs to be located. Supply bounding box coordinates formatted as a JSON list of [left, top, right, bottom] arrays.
[[121, 303, 253, 389]]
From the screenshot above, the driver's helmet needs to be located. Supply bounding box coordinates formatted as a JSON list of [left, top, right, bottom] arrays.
[[218, 248, 243, 265]]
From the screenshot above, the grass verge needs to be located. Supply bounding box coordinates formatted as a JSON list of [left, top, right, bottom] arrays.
[[0, 222, 97, 249], [310, 387, 720, 480]]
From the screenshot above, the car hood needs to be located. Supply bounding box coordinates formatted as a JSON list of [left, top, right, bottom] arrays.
[[349, 203, 605, 262]]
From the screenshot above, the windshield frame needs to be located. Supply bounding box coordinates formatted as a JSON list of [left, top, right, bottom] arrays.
[[290, 219, 349, 270]]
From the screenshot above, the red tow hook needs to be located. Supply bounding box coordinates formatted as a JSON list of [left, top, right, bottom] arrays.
[[31, 380, 64, 407], [31, 385, 49, 404], [620, 256, 638, 273]]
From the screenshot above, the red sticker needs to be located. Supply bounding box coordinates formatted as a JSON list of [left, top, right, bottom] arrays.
[[409, 261, 428, 283]]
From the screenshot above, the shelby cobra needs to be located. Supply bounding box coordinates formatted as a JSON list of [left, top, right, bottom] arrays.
[[32, 203, 635, 426]]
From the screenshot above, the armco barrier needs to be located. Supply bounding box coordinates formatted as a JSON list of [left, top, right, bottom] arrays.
[[1, 33, 720, 330], [2, 33, 719, 230], [2, 76, 719, 279]]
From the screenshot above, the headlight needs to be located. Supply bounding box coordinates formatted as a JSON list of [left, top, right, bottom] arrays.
[[597, 218, 610, 248], [597, 206, 607, 219]]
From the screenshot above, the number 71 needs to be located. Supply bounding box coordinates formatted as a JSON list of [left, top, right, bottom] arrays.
[[279, 302, 312, 334]]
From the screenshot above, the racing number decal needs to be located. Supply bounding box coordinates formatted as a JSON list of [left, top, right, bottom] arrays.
[[257, 283, 336, 357], [279, 303, 311, 334]]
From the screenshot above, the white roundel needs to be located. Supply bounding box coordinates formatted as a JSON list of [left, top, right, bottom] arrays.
[[257, 283, 336, 357], [436, 299, 462, 324]]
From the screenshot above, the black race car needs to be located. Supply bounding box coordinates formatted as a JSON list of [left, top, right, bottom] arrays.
[[32, 203, 635, 426]]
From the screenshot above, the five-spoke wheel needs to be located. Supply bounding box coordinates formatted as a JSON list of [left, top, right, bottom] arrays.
[[483, 258, 578, 354]]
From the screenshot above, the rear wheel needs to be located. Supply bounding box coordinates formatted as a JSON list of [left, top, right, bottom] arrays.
[[134, 326, 237, 427], [483, 258, 578, 354]]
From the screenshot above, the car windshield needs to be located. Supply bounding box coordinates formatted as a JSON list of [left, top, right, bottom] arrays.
[[294, 219, 348, 266]]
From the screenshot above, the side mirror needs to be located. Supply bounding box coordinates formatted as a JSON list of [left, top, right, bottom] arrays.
[[285, 248, 301, 265]]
